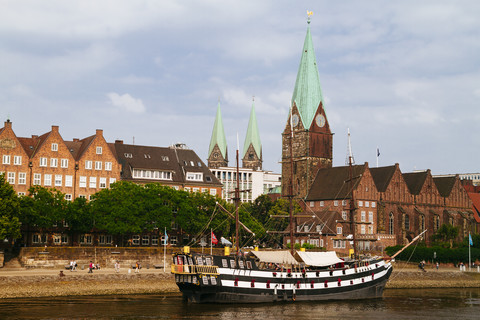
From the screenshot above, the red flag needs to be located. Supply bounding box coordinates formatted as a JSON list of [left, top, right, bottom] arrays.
[[211, 232, 218, 245]]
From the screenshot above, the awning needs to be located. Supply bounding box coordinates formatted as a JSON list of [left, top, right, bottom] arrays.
[[296, 251, 343, 267], [250, 250, 299, 265]]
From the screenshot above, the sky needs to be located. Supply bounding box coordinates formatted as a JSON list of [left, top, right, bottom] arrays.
[[1, 0, 479, 175]]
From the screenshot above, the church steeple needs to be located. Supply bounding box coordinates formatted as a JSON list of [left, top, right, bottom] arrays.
[[282, 15, 333, 199], [242, 98, 262, 170], [208, 102, 228, 168]]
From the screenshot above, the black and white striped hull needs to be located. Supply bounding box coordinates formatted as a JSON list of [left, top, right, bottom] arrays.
[[175, 260, 392, 304]]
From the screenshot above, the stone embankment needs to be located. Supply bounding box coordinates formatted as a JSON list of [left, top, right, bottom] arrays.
[[1, 265, 480, 299]]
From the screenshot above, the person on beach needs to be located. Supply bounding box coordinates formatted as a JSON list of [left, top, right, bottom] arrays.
[[115, 261, 120, 273], [436, 262, 439, 270], [70, 260, 74, 271], [88, 261, 94, 273], [135, 261, 140, 273], [73, 260, 77, 271]]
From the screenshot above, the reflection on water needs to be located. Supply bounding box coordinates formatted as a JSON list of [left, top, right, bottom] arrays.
[[1, 288, 479, 320]]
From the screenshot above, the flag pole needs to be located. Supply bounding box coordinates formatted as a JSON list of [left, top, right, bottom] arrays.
[[163, 227, 167, 273], [210, 228, 213, 255], [469, 232, 471, 271]]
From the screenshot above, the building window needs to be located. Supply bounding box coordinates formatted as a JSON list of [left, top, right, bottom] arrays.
[[13, 156, 22, 165], [184, 187, 191, 192], [132, 169, 172, 180], [142, 235, 149, 245], [109, 178, 116, 186], [61, 159, 68, 168], [50, 158, 58, 167], [40, 157, 47, 167], [33, 173, 41, 185], [193, 187, 199, 193], [170, 236, 178, 245], [65, 194, 72, 201], [320, 201, 324, 207], [79, 176, 87, 188], [389, 213, 394, 235], [80, 235, 92, 244], [334, 200, 339, 206], [371, 202, 376, 208], [85, 161, 92, 170], [342, 200, 347, 206], [132, 235, 140, 245], [186, 172, 203, 181], [79, 195, 86, 199], [18, 192, 26, 196], [95, 161, 102, 170], [365, 201, 369, 208], [161, 156, 169, 161], [7, 172, 15, 184], [368, 225, 373, 234], [337, 226, 342, 234], [51, 143, 58, 151], [96, 147, 102, 154], [89, 177, 97, 188], [368, 211, 373, 223], [2, 155, 10, 165], [361, 211, 366, 222], [361, 225, 366, 235], [420, 215, 425, 231], [320, 239, 324, 247], [44, 174, 52, 186], [18, 172, 26, 185], [342, 211, 348, 220], [99, 177, 107, 188], [210, 189, 217, 196], [404, 215, 410, 231], [105, 162, 112, 171], [65, 175, 73, 187], [201, 188, 208, 193], [152, 235, 159, 246], [55, 175, 62, 187], [358, 201, 363, 207], [161, 236, 167, 245]]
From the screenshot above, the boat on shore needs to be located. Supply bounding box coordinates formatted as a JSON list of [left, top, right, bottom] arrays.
[[172, 249, 392, 303]]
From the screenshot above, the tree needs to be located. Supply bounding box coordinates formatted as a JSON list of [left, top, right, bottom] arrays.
[[432, 223, 459, 248], [0, 173, 21, 243], [19, 186, 68, 229], [65, 196, 93, 233]]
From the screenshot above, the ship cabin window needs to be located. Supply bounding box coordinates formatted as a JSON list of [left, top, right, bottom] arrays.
[[196, 257, 204, 265], [205, 257, 212, 266], [222, 259, 228, 268], [246, 261, 252, 269], [188, 257, 194, 265], [230, 260, 236, 268], [239, 260, 245, 269]]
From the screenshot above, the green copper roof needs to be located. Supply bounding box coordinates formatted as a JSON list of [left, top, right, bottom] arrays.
[[243, 101, 262, 158], [208, 102, 227, 158], [291, 21, 324, 129]]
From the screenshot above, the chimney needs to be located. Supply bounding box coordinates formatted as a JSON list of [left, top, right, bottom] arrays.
[[52, 125, 59, 132], [115, 140, 123, 144], [4, 119, 12, 129], [73, 138, 79, 142], [32, 135, 38, 139], [96, 129, 103, 136]]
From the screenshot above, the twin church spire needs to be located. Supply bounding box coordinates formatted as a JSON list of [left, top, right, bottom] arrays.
[[207, 99, 262, 170]]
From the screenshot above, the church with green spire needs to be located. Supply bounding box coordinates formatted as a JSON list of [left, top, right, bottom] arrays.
[[207, 102, 228, 168], [282, 17, 333, 199], [242, 99, 262, 170]]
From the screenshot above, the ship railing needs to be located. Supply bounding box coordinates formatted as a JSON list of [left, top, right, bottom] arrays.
[[171, 264, 219, 275]]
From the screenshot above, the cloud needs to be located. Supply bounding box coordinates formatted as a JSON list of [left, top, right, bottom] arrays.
[[107, 93, 146, 113]]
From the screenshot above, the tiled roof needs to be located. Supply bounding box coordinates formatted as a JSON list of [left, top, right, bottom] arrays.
[[433, 176, 456, 197], [306, 164, 366, 201], [468, 193, 480, 223], [402, 171, 428, 195], [370, 165, 396, 192]]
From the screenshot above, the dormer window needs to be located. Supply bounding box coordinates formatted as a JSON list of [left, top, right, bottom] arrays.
[[124, 153, 132, 158], [161, 156, 169, 161], [51, 143, 58, 151], [186, 172, 203, 181]]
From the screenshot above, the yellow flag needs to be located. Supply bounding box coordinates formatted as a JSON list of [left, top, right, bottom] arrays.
[[307, 10, 313, 17]]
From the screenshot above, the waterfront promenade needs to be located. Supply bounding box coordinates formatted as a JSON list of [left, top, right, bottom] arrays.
[[1, 264, 480, 299]]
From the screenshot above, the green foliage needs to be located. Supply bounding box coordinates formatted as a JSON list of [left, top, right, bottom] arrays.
[[385, 243, 480, 264], [65, 197, 93, 233], [432, 224, 459, 248], [0, 173, 21, 241], [19, 185, 67, 229]]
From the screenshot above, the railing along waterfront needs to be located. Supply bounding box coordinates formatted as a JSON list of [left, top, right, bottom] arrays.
[[171, 264, 219, 275]]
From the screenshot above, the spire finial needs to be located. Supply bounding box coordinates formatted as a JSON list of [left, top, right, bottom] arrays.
[[252, 95, 255, 102], [307, 10, 313, 24], [346, 128, 355, 166]]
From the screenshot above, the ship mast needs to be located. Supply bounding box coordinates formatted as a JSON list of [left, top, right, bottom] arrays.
[[234, 136, 241, 254], [288, 106, 295, 255], [347, 128, 357, 258]]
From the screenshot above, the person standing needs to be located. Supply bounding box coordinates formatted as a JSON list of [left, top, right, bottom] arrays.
[[88, 261, 94, 273], [436, 262, 439, 270], [72, 260, 77, 272], [115, 261, 120, 273], [135, 261, 140, 273]]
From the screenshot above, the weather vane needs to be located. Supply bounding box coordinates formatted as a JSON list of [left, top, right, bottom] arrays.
[[307, 10, 313, 23]]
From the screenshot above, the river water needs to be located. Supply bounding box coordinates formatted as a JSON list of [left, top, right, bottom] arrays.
[[1, 288, 479, 319]]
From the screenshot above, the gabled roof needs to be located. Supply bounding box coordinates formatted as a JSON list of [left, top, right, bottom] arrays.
[[295, 210, 343, 236], [17, 137, 39, 157], [29, 131, 50, 158], [208, 102, 227, 159], [370, 165, 397, 192], [433, 176, 457, 197], [402, 171, 428, 195], [291, 20, 324, 129], [242, 100, 261, 158], [75, 135, 96, 160], [468, 193, 480, 223], [306, 164, 366, 201]]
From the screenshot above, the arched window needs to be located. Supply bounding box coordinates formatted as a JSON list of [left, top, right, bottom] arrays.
[[420, 215, 425, 231], [404, 215, 410, 231], [389, 212, 394, 235]]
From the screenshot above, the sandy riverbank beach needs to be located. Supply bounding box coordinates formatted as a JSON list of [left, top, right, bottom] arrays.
[[1, 265, 479, 299]]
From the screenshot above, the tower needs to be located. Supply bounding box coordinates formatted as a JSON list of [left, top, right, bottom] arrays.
[[207, 102, 228, 168], [282, 17, 333, 199], [242, 99, 262, 170]]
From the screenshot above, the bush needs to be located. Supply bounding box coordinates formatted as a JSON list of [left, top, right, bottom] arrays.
[[386, 245, 480, 264]]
